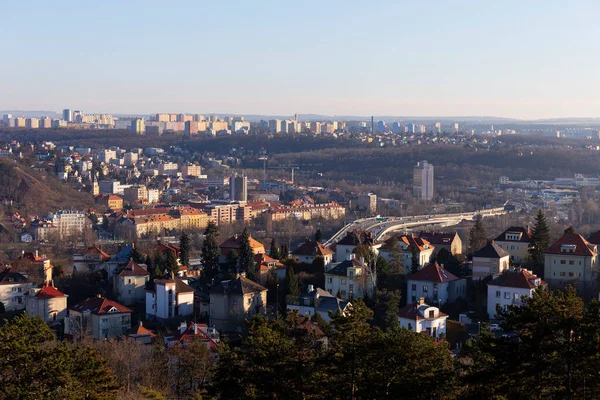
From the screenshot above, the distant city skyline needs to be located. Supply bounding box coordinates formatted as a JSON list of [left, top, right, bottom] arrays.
[[3, 1, 600, 119]]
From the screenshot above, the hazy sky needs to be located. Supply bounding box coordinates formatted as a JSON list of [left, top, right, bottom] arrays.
[[2, 1, 600, 119]]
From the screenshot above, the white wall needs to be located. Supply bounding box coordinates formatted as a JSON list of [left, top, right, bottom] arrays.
[[487, 284, 533, 319]]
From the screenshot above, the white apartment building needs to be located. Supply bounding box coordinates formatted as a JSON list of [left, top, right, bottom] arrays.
[[114, 259, 150, 305], [97, 150, 117, 164], [0, 268, 32, 311], [145, 277, 195, 321], [66, 296, 132, 340], [47, 210, 88, 239], [158, 162, 178, 175], [406, 263, 466, 305]]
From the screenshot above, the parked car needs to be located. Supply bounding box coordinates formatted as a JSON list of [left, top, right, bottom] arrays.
[[489, 323, 502, 332]]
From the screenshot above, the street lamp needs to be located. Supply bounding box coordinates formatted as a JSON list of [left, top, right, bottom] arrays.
[[276, 283, 280, 317], [478, 321, 481, 336]]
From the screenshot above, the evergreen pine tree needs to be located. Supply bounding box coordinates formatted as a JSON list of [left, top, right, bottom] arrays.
[[201, 222, 221, 281], [528, 209, 551, 276], [165, 250, 179, 276], [179, 232, 190, 267], [269, 238, 281, 259], [130, 245, 145, 263], [239, 228, 257, 280], [411, 246, 419, 274], [315, 229, 323, 243], [286, 266, 300, 297], [280, 243, 290, 260], [469, 214, 488, 254]]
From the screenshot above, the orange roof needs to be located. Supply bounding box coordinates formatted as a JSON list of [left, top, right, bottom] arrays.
[[382, 235, 433, 252], [70, 297, 132, 315], [408, 263, 459, 283], [545, 232, 596, 256], [118, 259, 149, 277], [131, 321, 156, 337], [292, 239, 334, 257], [219, 234, 264, 250], [35, 285, 66, 298]]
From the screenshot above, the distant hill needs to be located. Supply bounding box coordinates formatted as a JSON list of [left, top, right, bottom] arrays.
[[0, 159, 93, 215]]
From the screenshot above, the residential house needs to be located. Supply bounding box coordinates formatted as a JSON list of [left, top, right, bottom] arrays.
[[406, 263, 466, 305], [378, 235, 435, 270], [65, 296, 132, 340], [287, 284, 351, 322], [397, 298, 448, 339], [219, 234, 265, 263], [165, 322, 220, 349], [324, 256, 375, 300], [291, 239, 334, 269], [334, 231, 382, 262], [73, 246, 111, 272], [418, 231, 463, 255], [544, 231, 599, 295], [487, 268, 547, 319], [127, 321, 156, 344], [145, 276, 195, 321], [114, 259, 150, 305], [472, 242, 511, 280], [255, 253, 287, 284], [494, 226, 532, 263], [0, 268, 32, 311], [25, 285, 68, 325], [209, 276, 267, 332], [10, 251, 53, 285], [99, 245, 133, 278]]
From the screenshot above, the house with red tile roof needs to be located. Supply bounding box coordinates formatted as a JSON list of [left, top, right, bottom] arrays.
[[544, 231, 599, 295], [114, 259, 150, 305], [418, 231, 463, 255], [487, 268, 547, 319], [66, 295, 132, 340], [379, 235, 435, 270], [166, 322, 220, 349], [127, 321, 156, 344], [292, 239, 334, 269], [255, 253, 287, 283], [25, 284, 68, 325], [10, 251, 53, 285], [407, 263, 466, 305], [397, 297, 448, 339], [219, 234, 265, 261]]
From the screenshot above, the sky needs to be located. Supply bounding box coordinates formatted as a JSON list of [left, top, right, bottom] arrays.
[[2, 0, 600, 119]]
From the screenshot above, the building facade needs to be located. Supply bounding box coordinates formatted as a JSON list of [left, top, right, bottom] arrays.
[[487, 268, 547, 319], [413, 161, 434, 200], [397, 298, 448, 339]]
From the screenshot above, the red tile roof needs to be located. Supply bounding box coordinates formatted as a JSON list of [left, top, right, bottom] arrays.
[[118, 259, 150, 277], [488, 268, 547, 289], [70, 297, 132, 315], [545, 232, 596, 256], [219, 235, 264, 251], [408, 263, 459, 283], [292, 239, 334, 257], [169, 323, 217, 349], [35, 285, 65, 298], [381, 235, 433, 252]]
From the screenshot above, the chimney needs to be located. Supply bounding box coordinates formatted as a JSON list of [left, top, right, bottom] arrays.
[[418, 297, 425, 305], [35, 250, 38, 258]]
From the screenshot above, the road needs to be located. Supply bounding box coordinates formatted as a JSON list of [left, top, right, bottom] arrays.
[[325, 206, 507, 246]]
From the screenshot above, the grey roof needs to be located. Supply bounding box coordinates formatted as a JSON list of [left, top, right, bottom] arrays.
[[109, 245, 133, 263], [325, 259, 365, 277], [473, 242, 510, 259], [316, 296, 350, 313], [210, 276, 267, 295], [0, 268, 29, 285]]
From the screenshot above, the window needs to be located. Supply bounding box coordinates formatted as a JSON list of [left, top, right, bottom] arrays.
[[560, 272, 566, 276], [504, 292, 510, 299], [560, 260, 566, 265], [569, 272, 574, 277], [513, 293, 519, 300], [248, 297, 253, 305], [411, 296, 416, 302], [408, 323, 412, 331], [423, 285, 428, 293], [569, 260, 575, 265], [327, 278, 332, 284], [101, 329, 108, 337], [411, 284, 416, 291], [496, 290, 501, 298], [341, 290, 347, 297], [349, 284, 354, 293], [428, 310, 434, 318], [128, 279, 131, 283], [341, 279, 347, 285], [101, 318, 108, 324], [17, 287, 22, 293]]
